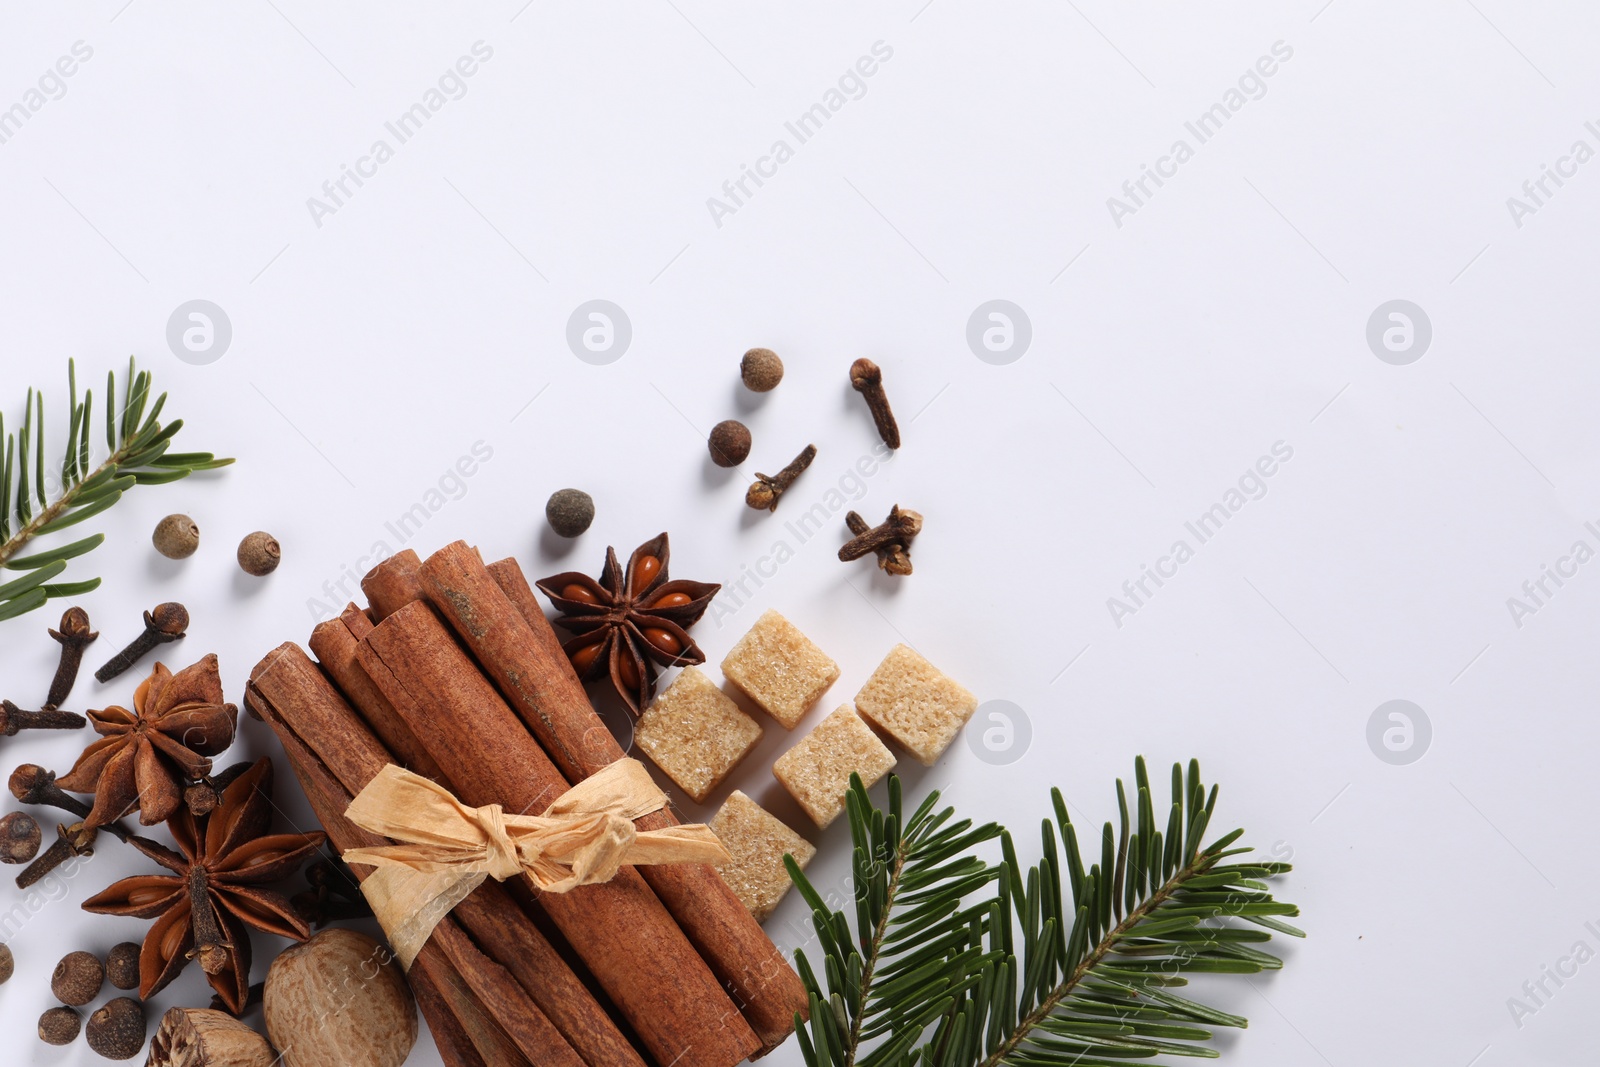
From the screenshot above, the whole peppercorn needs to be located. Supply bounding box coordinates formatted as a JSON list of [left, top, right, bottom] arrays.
[[52, 949, 105, 1006], [105, 942, 141, 991], [237, 532, 281, 576], [152, 514, 200, 559], [740, 347, 784, 392], [0, 942, 13, 984], [0, 810, 41, 863], [545, 489, 595, 539], [87, 997, 145, 1060], [39, 1006, 81, 1046], [709, 420, 752, 467]]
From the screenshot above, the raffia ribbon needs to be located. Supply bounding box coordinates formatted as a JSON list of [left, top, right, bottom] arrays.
[[341, 759, 730, 968]]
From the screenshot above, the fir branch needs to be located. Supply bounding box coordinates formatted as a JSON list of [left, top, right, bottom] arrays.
[[788, 758, 1303, 1067], [0, 358, 233, 620]]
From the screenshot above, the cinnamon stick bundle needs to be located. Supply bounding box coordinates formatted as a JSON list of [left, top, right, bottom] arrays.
[[310, 610, 647, 1067], [245, 667, 558, 1067], [247, 646, 589, 1067], [356, 601, 762, 1067], [418, 543, 807, 1053]]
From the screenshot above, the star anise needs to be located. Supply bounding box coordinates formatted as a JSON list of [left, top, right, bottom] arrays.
[[57, 654, 238, 828], [82, 758, 324, 1014], [537, 532, 719, 714]]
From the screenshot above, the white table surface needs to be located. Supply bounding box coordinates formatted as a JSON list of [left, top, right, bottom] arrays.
[[2, 3, 1596, 1064]]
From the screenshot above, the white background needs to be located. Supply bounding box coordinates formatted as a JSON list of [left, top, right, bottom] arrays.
[[1, 2, 1596, 1064]]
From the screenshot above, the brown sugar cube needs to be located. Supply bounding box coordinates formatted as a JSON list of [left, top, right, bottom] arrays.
[[635, 667, 763, 803], [854, 643, 978, 767], [710, 791, 817, 921], [772, 706, 895, 828], [721, 609, 840, 729]]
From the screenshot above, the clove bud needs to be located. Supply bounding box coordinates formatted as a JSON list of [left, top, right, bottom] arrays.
[[184, 760, 253, 817], [45, 606, 97, 709], [850, 358, 900, 450], [0, 700, 85, 737], [95, 601, 188, 683], [839, 505, 922, 576], [17, 821, 96, 890], [746, 444, 817, 512]]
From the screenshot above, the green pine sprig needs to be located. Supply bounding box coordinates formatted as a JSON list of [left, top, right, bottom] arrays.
[[786, 757, 1303, 1067], [0, 357, 233, 621]]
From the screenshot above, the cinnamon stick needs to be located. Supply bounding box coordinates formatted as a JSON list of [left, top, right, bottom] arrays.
[[246, 647, 596, 1067], [420, 544, 806, 1053], [357, 601, 762, 1067], [245, 678, 554, 1067], [363, 550, 424, 621], [311, 606, 442, 780], [310, 609, 647, 1067]]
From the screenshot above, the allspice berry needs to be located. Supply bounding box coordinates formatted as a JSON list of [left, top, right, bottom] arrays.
[[740, 347, 784, 392], [105, 942, 141, 991], [545, 489, 595, 538], [152, 514, 200, 559], [0, 810, 41, 863], [0, 942, 13, 984], [52, 949, 104, 1006], [86, 997, 146, 1060], [39, 1006, 81, 1046], [709, 420, 752, 467], [237, 532, 281, 576]]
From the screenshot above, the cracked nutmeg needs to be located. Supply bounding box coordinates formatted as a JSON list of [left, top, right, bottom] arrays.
[[80, 758, 324, 1015], [537, 532, 720, 715], [57, 654, 238, 828]]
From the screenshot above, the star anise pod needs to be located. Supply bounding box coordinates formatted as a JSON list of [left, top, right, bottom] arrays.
[[537, 532, 719, 714], [82, 758, 324, 1014], [57, 654, 238, 828]]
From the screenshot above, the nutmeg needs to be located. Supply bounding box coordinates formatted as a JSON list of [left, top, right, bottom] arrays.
[[148, 1007, 276, 1067], [0, 942, 13, 985], [264, 929, 416, 1067]]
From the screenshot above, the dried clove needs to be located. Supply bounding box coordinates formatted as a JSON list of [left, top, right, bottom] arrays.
[[183, 760, 253, 817], [746, 444, 817, 512], [95, 602, 189, 683], [46, 607, 97, 709], [9, 764, 133, 844], [0, 700, 85, 737], [839, 505, 922, 575], [845, 510, 914, 575], [850, 358, 900, 450], [18, 821, 98, 890]]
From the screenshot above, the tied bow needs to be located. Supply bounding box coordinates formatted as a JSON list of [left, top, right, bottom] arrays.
[[341, 759, 728, 968]]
